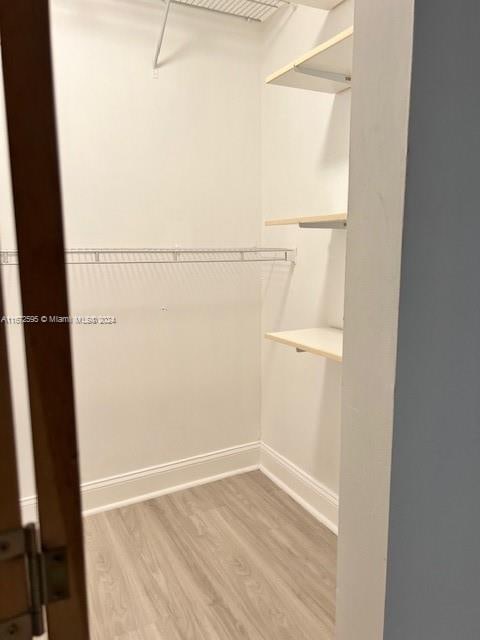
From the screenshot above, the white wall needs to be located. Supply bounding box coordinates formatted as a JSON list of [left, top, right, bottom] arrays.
[[1, 0, 353, 528], [0, 0, 263, 501], [260, 0, 353, 524]]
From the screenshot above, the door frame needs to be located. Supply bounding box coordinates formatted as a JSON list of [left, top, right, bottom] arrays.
[[0, 1, 89, 637]]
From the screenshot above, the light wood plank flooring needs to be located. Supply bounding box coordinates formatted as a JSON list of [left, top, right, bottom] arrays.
[[84, 471, 336, 640]]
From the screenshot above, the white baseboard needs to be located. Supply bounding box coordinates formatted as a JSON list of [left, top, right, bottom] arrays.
[[260, 442, 339, 535], [21, 441, 261, 522], [20, 441, 339, 535]]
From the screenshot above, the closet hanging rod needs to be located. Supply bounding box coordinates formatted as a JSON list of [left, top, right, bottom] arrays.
[[0, 247, 296, 266]]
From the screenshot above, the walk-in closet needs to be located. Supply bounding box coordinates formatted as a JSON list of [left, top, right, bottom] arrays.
[[0, 0, 422, 638]]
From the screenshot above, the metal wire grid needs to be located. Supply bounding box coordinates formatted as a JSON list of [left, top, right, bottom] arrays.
[[0, 248, 296, 265], [172, 0, 284, 22]]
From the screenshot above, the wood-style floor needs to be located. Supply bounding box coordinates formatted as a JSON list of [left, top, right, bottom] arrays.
[[84, 471, 337, 640]]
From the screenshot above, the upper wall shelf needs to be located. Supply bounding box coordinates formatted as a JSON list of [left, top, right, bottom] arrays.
[[265, 327, 343, 362], [266, 213, 347, 229], [265, 26, 353, 93]]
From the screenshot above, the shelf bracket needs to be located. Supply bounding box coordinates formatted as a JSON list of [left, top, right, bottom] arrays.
[[153, 0, 173, 70], [299, 221, 347, 229], [293, 65, 351, 85], [296, 348, 306, 353]]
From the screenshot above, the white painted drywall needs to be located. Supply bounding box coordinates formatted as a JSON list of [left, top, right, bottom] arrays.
[[1, 0, 354, 532], [260, 1, 353, 516], [335, 1, 414, 638], [0, 0, 263, 500]]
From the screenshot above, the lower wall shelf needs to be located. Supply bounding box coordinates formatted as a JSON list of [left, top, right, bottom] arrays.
[[265, 327, 343, 362]]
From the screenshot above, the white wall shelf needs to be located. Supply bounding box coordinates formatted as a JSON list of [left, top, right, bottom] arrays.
[[265, 26, 353, 93], [265, 327, 343, 362], [293, 0, 345, 8], [265, 213, 347, 229]]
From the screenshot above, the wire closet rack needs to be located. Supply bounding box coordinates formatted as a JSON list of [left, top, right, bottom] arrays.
[[172, 0, 285, 21], [0, 247, 296, 266]]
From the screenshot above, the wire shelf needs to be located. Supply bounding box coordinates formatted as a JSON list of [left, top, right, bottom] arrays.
[[0, 247, 296, 266], [171, 0, 284, 22]]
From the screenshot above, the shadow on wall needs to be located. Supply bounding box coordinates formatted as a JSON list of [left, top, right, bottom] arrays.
[[63, 260, 263, 480], [319, 90, 352, 171], [314, 0, 354, 45], [323, 230, 347, 329], [316, 0, 353, 186], [264, 0, 353, 53], [261, 260, 296, 331], [311, 359, 342, 487], [262, 0, 353, 53], [53, 0, 263, 69], [261, 3, 300, 51], [65, 260, 263, 314]]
